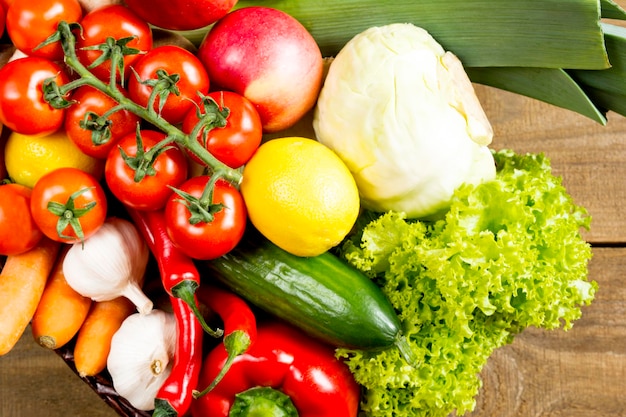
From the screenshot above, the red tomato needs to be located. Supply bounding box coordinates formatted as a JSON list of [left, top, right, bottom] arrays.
[[0, 183, 44, 255], [124, 0, 236, 31], [0, 0, 11, 13], [64, 85, 141, 159], [0, 4, 6, 38], [105, 129, 189, 211], [30, 167, 107, 244], [0, 57, 71, 136], [6, 0, 82, 61], [165, 175, 246, 260], [182, 91, 262, 169], [76, 5, 153, 82], [128, 45, 210, 125]]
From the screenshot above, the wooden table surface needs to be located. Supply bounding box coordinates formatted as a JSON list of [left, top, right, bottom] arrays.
[[4, 16, 626, 417]]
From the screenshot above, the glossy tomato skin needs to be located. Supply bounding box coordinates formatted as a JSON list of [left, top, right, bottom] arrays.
[[105, 130, 189, 211], [6, 0, 82, 61], [124, 0, 236, 31], [165, 175, 247, 260], [0, 4, 6, 38], [0, 183, 44, 255], [0, 57, 70, 136], [76, 5, 153, 82], [30, 167, 107, 243], [128, 45, 210, 125], [182, 91, 262, 169], [64, 85, 141, 159]]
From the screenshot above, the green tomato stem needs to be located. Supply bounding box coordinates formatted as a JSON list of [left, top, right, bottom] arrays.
[[55, 21, 243, 186]]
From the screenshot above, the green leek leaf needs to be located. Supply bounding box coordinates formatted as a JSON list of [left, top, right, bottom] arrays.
[[570, 23, 626, 97], [601, 0, 626, 19], [236, 0, 609, 69], [466, 67, 607, 124]]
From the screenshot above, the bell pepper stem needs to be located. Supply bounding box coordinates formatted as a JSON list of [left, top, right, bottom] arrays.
[[171, 280, 223, 338], [228, 387, 299, 417], [192, 330, 251, 399]]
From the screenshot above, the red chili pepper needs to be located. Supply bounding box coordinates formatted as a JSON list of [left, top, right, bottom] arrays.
[[126, 207, 219, 417], [191, 321, 361, 417], [128, 207, 221, 336], [154, 295, 203, 417]]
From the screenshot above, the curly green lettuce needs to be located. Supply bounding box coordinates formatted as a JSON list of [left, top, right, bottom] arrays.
[[336, 149, 596, 417]]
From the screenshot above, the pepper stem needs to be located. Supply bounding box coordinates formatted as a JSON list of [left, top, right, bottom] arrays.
[[171, 280, 223, 338], [228, 387, 299, 417], [192, 330, 251, 399]]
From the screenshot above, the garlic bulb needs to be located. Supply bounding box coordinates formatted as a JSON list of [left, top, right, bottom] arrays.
[[63, 217, 153, 314], [107, 309, 177, 411]]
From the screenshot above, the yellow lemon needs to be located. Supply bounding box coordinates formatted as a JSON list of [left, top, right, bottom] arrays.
[[4, 130, 104, 188], [241, 136, 360, 257]]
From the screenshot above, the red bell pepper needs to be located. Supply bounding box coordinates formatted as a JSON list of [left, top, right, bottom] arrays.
[[191, 320, 361, 417]]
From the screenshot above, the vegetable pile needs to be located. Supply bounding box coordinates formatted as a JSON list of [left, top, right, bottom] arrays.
[[0, 0, 612, 416]]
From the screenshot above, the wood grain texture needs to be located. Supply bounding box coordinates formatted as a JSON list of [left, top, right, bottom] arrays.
[[466, 248, 626, 417]]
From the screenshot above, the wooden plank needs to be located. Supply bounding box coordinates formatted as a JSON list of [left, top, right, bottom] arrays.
[[476, 84, 626, 244], [0, 329, 116, 417]]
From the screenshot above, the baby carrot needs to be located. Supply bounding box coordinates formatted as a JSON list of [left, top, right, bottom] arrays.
[[31, 246, 92, 349], [0, 237, 61, 356], [73, 296, 136, 377]]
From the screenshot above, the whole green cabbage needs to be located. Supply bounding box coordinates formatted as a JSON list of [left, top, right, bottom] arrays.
[[313, 23, 495, 219]]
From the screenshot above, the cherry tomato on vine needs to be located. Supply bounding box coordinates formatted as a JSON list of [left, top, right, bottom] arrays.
[[105, 129, 189, 211], [6, 0, 82, 61], [76, 5, 153, 83], [165, 175, 247, 260], [65, 85, 141, 159], [183, 90, 263, 169], [0, 57, 71, 136], [30, 167, 108, 244], [127, 45, 210, 125], [0, 0, 10, 14], [0, 183, 44, 255]]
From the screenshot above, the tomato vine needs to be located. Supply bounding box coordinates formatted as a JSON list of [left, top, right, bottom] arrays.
[[42, 20, 244, 187]]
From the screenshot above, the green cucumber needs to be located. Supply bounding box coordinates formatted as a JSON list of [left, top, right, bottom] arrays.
[[203, 229, 405, 352]]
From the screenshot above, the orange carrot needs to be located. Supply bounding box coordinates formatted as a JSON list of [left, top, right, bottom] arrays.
[[0, 237, 61, 356], [73, 296, 136, 377], [31, 246, 92, 349]]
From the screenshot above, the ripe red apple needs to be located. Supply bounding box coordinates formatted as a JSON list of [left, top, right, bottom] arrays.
[[198, 6, 324, 133]]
